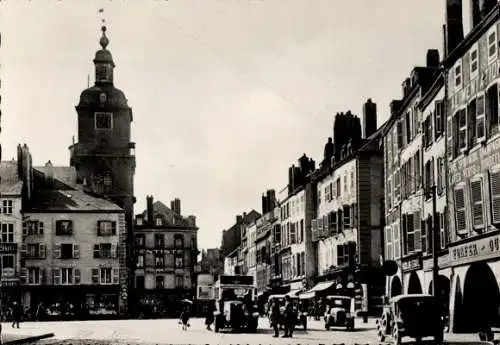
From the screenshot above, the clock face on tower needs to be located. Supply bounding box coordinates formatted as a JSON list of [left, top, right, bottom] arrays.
[[95, 112, 113, 130]]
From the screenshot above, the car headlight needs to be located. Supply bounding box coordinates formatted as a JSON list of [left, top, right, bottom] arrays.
[[303, 312, 308, 316], [346, 313, 351, 318], [252, 312, 259, 317]]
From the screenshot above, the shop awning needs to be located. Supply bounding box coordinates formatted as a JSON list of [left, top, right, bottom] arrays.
[[298, 281, 334, 299], [286, 289, 301, 297]]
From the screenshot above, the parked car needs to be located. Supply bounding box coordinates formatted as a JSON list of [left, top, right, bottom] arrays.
[[376, 294, 444, 345], [323, 295, 355, 331]]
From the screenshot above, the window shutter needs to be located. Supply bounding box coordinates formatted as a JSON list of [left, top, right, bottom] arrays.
[[53, 268, 61, 285], [74, 269, 81, 284], [93, 244, 100, 258], [73, 244, 80, 259], [338, 209, 343, 233], [111, 244, 118, 258], [111, 221, 117, 235], [415, 211, 422, 251], [91, 268, 99, 284], [352, 203, 358, 227], [19, 268, 27, 285], [454, 186, 468, 233], [470, 179, 485, 229], [447, 117, 453, 159], [490, 170, 500, 225], [112, 268, 119, 284], [54, 243, 61, 259], [421, 219, 427, 254], [384, 226, 392, 260], [97, 221, 102, 236], [331, 212, 338, 235], [22, 222, 27, 236], [39, 244, 46, 259], [20, 244, 27, 257], [407, 214, 415, 253], [430, 157, 435, 188], [437, 157, 443, 194], [337, 245, 344, 266]]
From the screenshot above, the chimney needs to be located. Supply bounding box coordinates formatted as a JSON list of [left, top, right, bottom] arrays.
[[236, 215, 243, 224], [267, 189, 276, 210], [426, 49, 440, 68], [174, 198, 181, 215], [471, 0, 481, 27], [445, 0, 464, 56], [261, 194, 268, 214], [323, 138, 334, 164], [45, 160, 54, 180], [147, 195, 154, 223], [299, 154, 309, 174], [308, 158, 315, 172], [390, 100, 403, 115], [288, 167, 293, 194], [402, 78, 411, 97], [188, 215, 196, 227], [17, 144, 23, 178], [362, 99, 377, 139]]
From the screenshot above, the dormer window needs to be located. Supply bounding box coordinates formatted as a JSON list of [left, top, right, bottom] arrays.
[[155, 217, 162, 226], [136, 217, 143, 226], [95, 112, 113, 130], [96, 63, 111, 82], [56, 220, 73, 236]]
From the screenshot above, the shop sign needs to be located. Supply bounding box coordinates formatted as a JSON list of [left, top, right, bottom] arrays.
[[0, 243, 17, 253], [423, 254, 450, 270], [0, 280, 18, 287], [401, 256, 422, 272], [449, 234, 500, 266]]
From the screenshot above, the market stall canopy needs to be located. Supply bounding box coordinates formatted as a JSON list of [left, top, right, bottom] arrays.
[[299, 281, 334, 299]]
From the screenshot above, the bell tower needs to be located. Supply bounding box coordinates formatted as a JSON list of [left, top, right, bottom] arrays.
[[69, 25, 136, 315]]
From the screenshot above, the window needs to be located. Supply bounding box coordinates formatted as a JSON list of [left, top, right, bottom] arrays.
[[440, 210, 447, 249], [28, 267, 41, 285], [487, 85, 499, 133], [470, 178, 485, 230], [414, 211, 422, 251], [155, 253, 165, 267], [435, 100, 444, 138], [175, 275, 184, 288], [136, 276, 145, 289], [490, 169, 500, 225], [488, 28, 497, 61], [0, 223, 14, 243], [437, 157, 444, 195], [135, 234, 145, 247], [325, 185, 330, 202], [454, 184, 468, 234], [175, 255, 184, 268], [155, 217, 163, 226], [290, 223, 296, 244], [100, 268, 112, 284], [136, 254, 144, 268], [93, 243, 113, 258], [393, 224, 400, 259], [156, 276, 164, 289], [477, 94, 486, 142], [59, 243, 78, 259], [155, 234, 165, 248], [61, 268, 74, 285], [457, 109, 467, 152], [470, 45, 479, 78], [98, 221, 116, 236], [27, 244, 46, 259], [385, 226, 393, 260], [454, 61, 462, 89], [336, 178, 341, 197], [300, 220, 304, 242], [24, 221, 44, 236], [467, 99, 477, 148], [329, 212, 338, 235], [1, 200, 12, 215], [136, 217, 143, 226], [174, 235, 184, 249], [56, 220, 73, 236], [405, 213, 415, 254], [414, 150, 421, 189], [1, 255, 14, 270], [96, 64, 110, 82], [343, 175, 347, 193], [103, 173, 112, 187], [94, 112, 113, 130]]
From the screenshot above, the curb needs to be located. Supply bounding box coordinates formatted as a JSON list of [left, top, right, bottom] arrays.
[[4, 333, 55, 345]]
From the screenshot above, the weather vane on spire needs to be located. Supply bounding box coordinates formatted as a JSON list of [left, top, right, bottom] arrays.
[[98, 8, 109, 50]]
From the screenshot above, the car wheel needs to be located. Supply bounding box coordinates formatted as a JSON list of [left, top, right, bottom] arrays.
[[392, 326, 401, 345], [325, 323, 330, 330]]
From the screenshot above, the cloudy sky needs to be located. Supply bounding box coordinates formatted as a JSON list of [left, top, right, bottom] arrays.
[[1, 1, 450, 249]]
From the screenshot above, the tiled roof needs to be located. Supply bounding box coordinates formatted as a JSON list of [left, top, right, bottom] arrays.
[[28, 189, 123, 212], [139, 201, 192, 227], [0, 161, 23, 195], [33, 166, 77, 188]]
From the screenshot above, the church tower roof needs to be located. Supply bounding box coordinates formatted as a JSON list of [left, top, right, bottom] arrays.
[[93, 25, 115, 67]]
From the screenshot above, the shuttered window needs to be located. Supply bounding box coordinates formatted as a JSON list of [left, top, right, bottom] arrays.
[[454, 185, 468, 234], [385, 226, 393, 260], [406, 214, 415, 253], [393, 224, 400, 259], [414, 211, 422, 251], [477, 94, 486, 142], [490, 169, 500, 225], [470, 178, 485, 230]]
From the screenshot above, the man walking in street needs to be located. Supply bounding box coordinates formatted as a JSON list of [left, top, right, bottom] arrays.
[[11, 302, 22, 329], [270, 299, 281, 338], [283, 295, 294, 338]]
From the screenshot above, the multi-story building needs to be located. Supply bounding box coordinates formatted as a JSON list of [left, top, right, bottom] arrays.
[[220, 211, 260, 258], [22, 159, 126, 317], [255, 190, 276, 296], [308, 102, 385, 315], [68, 25, 136, 313], [0, 156, 26, 305], [199, 248, 224, 279], [133, 196, 198, 317], [242, 220, 257, 279], [382, 50, 440, 299], [278, 155, 316, 295], [443, 0, 500, 333], [223, 247, 239, 275]]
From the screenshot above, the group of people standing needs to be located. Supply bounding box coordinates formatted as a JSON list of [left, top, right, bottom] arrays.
[[268, 295, 296, 338]]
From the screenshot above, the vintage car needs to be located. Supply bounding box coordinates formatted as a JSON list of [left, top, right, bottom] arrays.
[[213, 275, 259, 333], [376, 294, 444, 345], [323, 295, 355, 331], [266, 295, 307, 331]]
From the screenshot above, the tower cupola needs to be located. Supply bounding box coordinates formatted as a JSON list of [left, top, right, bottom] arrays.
[[94, 26, 115, 84]]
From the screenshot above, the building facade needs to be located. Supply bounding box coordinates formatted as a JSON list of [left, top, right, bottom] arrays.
[[255, 190, 276, 295], [133, 196, 198, 317], [443, 0, 500, 333], [68, 25, 136, 313]]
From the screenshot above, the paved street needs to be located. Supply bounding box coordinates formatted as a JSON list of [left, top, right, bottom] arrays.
[[1, 318, 490, 345]]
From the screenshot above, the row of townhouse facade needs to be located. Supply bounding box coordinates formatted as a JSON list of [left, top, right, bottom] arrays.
[[383, 0, 500, 333], [223, 101, 387, 316]]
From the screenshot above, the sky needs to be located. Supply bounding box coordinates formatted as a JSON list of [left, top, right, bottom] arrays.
[[0, 0, 451, 250]]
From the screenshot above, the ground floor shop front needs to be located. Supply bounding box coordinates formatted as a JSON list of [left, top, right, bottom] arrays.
[[23, 285, 121, 320], [132, 288, 195, 318]]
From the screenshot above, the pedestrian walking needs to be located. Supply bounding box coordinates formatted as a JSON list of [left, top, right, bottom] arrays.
[[283, 295, 294, 338], [205, 301, 215, 330], [270, 299, 281, 338], [11, 302, 22, 329], [179, 305, 191, 331]]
